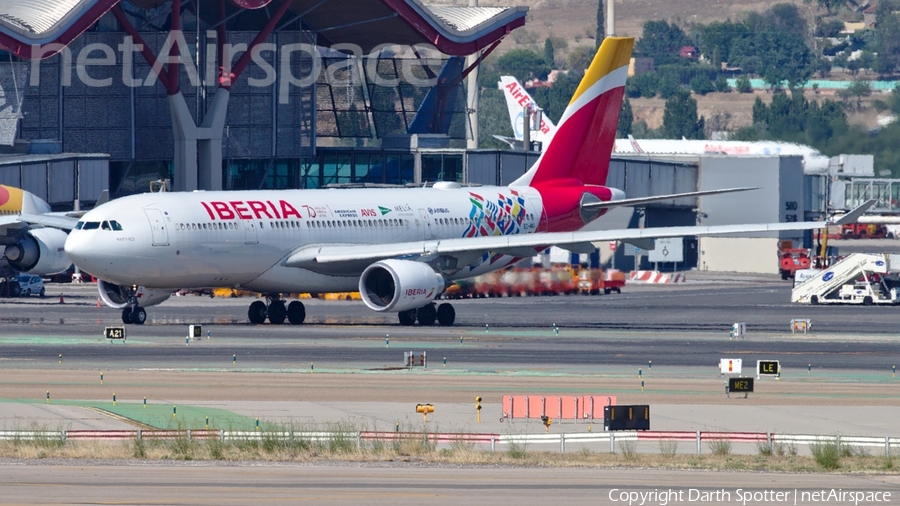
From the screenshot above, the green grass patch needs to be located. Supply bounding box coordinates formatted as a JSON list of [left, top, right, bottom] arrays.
[[1, 399, 266, 430]]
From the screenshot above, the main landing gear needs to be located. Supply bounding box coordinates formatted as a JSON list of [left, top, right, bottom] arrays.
[[398, 302, 455, 327], [248, 296, 306, 325], [121, 306, 147, 325]]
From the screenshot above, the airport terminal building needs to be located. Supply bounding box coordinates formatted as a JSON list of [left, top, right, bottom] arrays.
[[0, 1, 891, 275]]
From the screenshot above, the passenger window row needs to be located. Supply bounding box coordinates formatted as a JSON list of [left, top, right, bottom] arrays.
[[432, 214, 534, 227], [178, 222, 238, 231], [174, 218, 408, 232], [306, 218, 406, 228]]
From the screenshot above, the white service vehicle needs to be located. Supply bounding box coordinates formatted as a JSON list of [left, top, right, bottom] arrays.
[[791, 253, 899, 305]]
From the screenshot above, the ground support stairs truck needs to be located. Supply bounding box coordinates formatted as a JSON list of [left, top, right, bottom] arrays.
[[791, 253, 899, 305]]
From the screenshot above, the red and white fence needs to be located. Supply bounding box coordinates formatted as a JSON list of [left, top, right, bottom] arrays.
[[1, 430, 896, 456], [629, 271, 686, 284]]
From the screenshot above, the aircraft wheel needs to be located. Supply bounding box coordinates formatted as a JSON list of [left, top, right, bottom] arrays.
[[398, 309, 416, 326], [436, 303, 455, 326], [248, 300, 267, 324], [287, 301, 306, 325], [131, 306, 147, 325], [268, 300, 287, 324], [121, 307, 133, 324], [417, 304, 437, 326]]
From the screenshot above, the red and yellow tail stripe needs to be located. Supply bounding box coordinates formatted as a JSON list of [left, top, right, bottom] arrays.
[[0, 185, 25, 215], [514, 37, 634, 187]]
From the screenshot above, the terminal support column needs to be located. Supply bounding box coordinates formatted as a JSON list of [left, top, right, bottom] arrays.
[[115, 0, 291, 191]]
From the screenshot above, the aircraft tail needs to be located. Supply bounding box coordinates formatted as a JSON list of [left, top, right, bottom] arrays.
[[498, 76, 556, 144], [512, 37, 633, 187], [408, 56, 465, 135]]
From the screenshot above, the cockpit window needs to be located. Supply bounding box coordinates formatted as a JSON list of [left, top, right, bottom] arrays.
[[109, 221, 123, 231], [75, 222, 84, 230], [101, 221, 111, 230], [82, 221, 100, 230]]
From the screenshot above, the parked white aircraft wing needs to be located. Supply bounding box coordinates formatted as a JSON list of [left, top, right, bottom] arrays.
[[16, 213, 80, 230]]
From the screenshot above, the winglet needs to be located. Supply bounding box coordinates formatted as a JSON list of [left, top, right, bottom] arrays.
[[20, 190, 52, 215], [95, 189, 109, 207], [834, 199, 876, 225]]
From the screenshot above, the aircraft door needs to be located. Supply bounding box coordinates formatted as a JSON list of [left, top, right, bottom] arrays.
[[244, 220, 258, 244], [143, 208, 169, 246], [418, 208, 433, 240]]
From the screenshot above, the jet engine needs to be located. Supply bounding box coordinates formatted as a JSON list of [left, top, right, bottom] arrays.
[[359, 259, 445, 312], [3, 228, 70, 275], [98, 280, 172, 308]]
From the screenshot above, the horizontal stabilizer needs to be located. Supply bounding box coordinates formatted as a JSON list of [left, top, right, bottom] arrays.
[[584, 187, 759, 210], [834, 199, 876, 225]]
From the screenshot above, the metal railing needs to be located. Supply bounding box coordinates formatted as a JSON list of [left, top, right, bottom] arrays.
[[1, 430, 897, 456]]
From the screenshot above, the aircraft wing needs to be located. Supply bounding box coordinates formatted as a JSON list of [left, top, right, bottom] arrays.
[[286, 200, 875, 268], [15, 213, 80, 230], [0, 215, 29, 232]]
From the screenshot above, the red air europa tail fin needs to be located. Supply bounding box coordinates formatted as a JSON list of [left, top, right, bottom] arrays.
[[512, 37, 633, 188]]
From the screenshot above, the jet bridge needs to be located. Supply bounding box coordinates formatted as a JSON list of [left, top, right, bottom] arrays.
[[791, 253, 898, 305]]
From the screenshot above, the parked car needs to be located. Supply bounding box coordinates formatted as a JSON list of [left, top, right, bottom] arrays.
[[16, 274, 45, 297]]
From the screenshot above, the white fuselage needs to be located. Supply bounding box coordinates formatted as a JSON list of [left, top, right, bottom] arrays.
[[65, 185, 546, 293], [612, 139, 831, 171]]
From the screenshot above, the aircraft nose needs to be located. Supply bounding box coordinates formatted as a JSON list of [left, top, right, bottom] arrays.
[[64, 231, 97, 271]]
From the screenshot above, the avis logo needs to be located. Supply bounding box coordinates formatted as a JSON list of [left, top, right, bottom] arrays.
[[361, 209, 377, 217]]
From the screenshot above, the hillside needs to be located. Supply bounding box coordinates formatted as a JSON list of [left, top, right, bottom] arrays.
[[436, 0, 885, 132], [433, 0, 815, 51]]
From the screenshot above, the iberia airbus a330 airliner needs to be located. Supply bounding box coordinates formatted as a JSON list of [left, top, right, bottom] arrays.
[[62, 38, 871, 326]]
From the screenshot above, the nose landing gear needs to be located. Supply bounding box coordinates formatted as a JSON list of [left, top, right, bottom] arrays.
[[121, 306, 147, 325]]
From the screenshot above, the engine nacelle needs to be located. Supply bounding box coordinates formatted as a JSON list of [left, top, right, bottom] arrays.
[[3, 228, 70, 275], [98, 280, 172, 309], [359, 259, 445, 312]]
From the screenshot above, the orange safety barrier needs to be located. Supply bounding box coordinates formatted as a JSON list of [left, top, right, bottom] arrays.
[[501, 395, 616, 421]]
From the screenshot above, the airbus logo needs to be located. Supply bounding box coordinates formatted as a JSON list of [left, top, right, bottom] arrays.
[[200, 200, 302, 221]]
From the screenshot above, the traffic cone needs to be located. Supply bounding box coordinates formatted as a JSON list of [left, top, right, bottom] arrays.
[[96, 298, 102, 308], [58, 294, 64, 304]]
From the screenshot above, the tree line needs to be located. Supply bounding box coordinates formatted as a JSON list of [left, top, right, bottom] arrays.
[[473, 1, 900, 175]]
